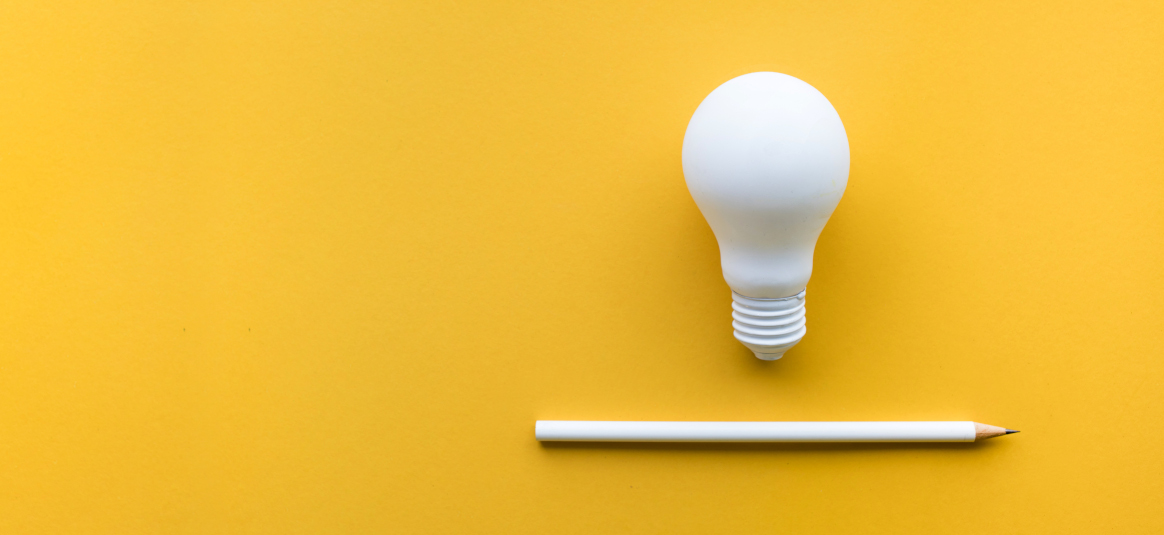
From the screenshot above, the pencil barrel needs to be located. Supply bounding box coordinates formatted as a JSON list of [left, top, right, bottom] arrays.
[[535, 421, 978, 442]]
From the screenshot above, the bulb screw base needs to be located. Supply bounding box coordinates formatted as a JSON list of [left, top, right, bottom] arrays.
[[731, 290, 807, 360]]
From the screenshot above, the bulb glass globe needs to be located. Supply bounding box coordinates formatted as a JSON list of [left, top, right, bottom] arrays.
[[682, 72, 849, 360]]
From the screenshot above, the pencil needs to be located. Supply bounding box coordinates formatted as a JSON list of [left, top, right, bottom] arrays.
[[534, 421, 1019, 442]]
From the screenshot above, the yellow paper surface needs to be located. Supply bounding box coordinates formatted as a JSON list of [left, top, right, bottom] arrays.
[[1, 1, 1162, 532]]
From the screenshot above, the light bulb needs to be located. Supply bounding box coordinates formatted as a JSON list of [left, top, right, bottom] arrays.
[[682, 72, 849, 360]]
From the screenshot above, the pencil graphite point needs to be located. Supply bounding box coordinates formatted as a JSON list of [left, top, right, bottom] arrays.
[[1005, 429, 1020, 434]]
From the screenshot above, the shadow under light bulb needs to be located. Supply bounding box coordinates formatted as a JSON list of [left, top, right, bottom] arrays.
[[682, 72, 849, 360]]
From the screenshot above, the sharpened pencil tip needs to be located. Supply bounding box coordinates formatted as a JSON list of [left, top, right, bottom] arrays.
[[1005, 429, 1019, 434]]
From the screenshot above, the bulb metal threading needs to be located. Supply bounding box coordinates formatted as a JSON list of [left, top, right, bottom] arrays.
[[731, 290, 807, 360]]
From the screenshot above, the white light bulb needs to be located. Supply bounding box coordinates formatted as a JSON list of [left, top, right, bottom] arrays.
[[682, 72, 849, 360]]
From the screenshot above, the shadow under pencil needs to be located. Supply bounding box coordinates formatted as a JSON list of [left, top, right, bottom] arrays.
[[537, 441, 994, 452]]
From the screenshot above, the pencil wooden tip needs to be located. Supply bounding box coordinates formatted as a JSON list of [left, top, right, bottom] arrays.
[[973, 422, 1014, 440]]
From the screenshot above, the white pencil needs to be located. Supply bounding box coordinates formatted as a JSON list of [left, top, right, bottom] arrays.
[[535, 421, 1019, 442]]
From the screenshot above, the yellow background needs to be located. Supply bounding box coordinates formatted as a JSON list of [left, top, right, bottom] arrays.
[[2, 1, 1163, 533]]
